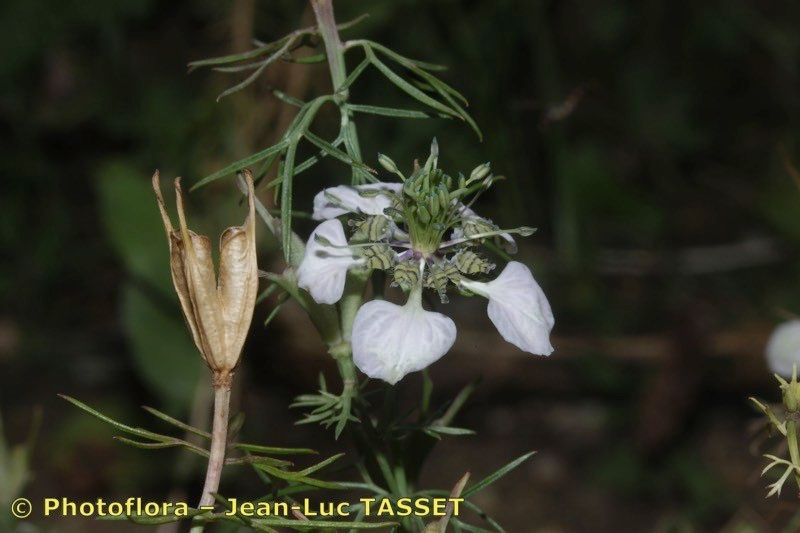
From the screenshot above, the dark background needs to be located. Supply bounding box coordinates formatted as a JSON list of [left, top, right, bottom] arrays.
[[3, 0, 800, 530]]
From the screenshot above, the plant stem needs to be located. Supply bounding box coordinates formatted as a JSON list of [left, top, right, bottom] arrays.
[[787, 419, 800, 491], [311, 0, 347, 92], [311, 0, 364, 178], [198, 373, 233, 508]]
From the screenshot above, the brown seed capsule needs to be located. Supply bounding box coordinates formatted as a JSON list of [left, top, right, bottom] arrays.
[[152, 171, 258, 382]]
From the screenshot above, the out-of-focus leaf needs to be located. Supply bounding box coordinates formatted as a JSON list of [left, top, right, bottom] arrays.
[[96, 162, 201, 410], [122, 283, 201, 411], [96, 161, 172, 293]]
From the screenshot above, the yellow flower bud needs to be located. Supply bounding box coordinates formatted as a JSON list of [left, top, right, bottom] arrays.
[[152, 171, 258, 383]]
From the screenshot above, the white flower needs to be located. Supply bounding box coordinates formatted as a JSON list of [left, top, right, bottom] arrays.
[[298, 149, 556, 385], [312, 183, 402, 220], [297, 219, 364, 304], [460, 261, 554, 355], [766, 320, 800, 378], [352, 291, 457, 384]]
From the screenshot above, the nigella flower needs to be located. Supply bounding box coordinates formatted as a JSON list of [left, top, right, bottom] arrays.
[[766, 320, 800, 378], [352, 285, 457, 385], [312, 182, 402, 220], [296, 140, 554, 384], [460, 262, 554, 355], [297, 219, 366, 304]]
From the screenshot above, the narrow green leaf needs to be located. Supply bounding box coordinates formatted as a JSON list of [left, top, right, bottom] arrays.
[[287, 53, 326, 64], [357, 40, 447, 71], [462, 451, 536, 498], [99, 508, 202, 524], [279, 96, 334, 261], [421, 370, 433, 415], [142, 406, 211, 439], [233, 443, 317, 455], [113, 436, 181, 450], [254, 463, 343, 490], [405, 60, 469, 106], [215, 33, 301, 101], [435, 381, 476, 427], [263, 293, 289, 326], [188, 40, 286, 71], [256, 282, 281, 305], [212, 59, 272, 73], [271, 89, 305, 107], [304, 131, 374, 171], [366, 48, 458, 118], [59, 395, 167, 442], [347, 104, 433, 119], [281, 137, 299, 262], [296, 452, 345, 477], [249, 517, 396, 530], [192, 141, 287, 191], [339, 58, 371, 93], [427, 426, 476, 436]]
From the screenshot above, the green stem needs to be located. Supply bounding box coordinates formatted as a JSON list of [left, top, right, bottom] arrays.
[[787, 420, 800, 490], [312, 0, 347, 92], [340, 270, 369, 342], [311, 0, 364, 183]]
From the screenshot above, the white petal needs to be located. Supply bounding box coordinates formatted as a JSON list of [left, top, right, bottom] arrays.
[[297, 219, 362, 304], [462, 261, 554, 355], [352, 298, 457, 384], [766, 321, 800, 378], [450, 204, 516, 252], [312, 182, 402, 220]]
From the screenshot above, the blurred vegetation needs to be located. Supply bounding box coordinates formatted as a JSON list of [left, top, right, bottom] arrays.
[[4, 0, 800, 530]]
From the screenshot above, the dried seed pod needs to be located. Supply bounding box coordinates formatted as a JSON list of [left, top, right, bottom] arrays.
[[152, 171, 258, 379]]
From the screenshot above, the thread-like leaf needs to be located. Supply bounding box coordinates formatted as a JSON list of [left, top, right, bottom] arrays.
[[193, 141, 287, 191], [462, 451, 536, 498], [339, 58, 371, 93], [366, 48, 458, 118], [304, 131, 374, 171], [142, 406, 211, 439], [354, 40, 447, 72], [59, 394, 167, 442], [233, 443, 317, 455], [347, 104, 434, 119]]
